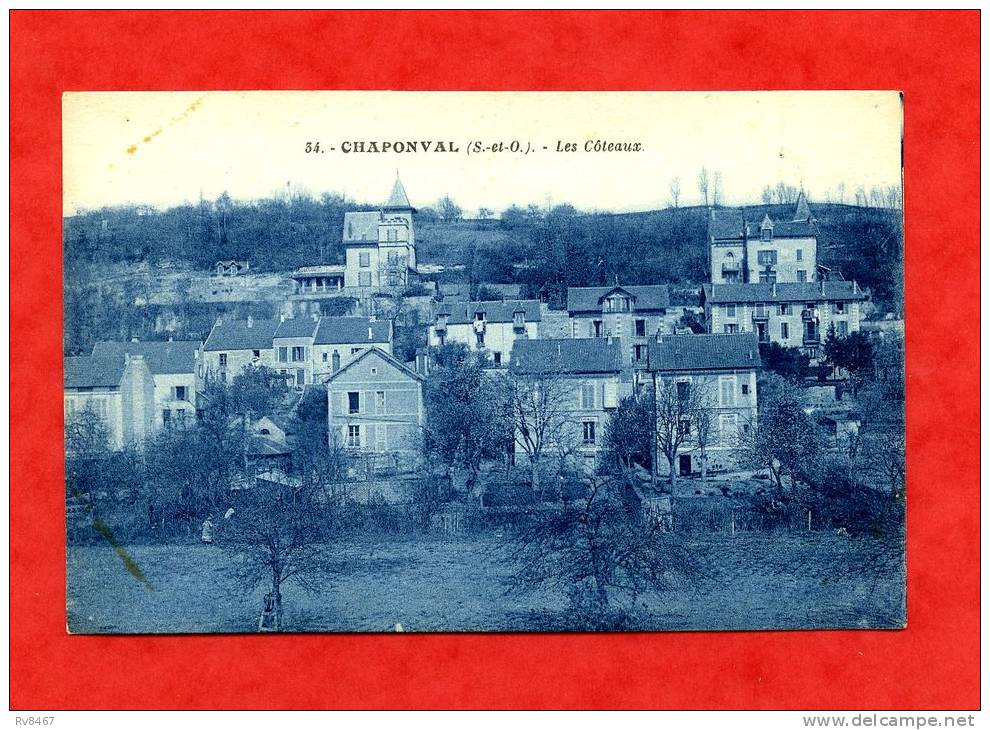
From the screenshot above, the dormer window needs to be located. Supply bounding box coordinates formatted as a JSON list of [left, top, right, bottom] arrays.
[[475, 311, 485, 321], [513, 311, 525, 328]]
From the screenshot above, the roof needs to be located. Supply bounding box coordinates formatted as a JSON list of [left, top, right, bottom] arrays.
[[245, 434, 293, 457], [291, 265, 346, 278], [92, 340, 200, 375], [203, 318, 280, 352], [314, 316, 391, 345], [510, 338, 623, 375], [703, 281, 866, 304], [384, 176, 414, 210], [709, 204, 818, 241], [566, 285, 670, 313], [342, 211, 380, 242], [64, 355, 127, 389], [274, 317, 319, 340], [648, 333, 761, 372], [439, 299, 542, 325], [326, 346, 424, 383]]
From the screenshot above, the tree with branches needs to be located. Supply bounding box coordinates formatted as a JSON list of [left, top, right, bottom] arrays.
[[653, 376, 708, 487], [697, 167, 710, 207], [668, 177, 681, 209], [507, 368, 575, 497]]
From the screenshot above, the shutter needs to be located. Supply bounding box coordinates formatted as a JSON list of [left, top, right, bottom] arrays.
[[603, 380, 618, 408]]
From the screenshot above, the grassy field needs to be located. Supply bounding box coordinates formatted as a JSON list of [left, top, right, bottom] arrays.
[[66, 532, 904, 634]]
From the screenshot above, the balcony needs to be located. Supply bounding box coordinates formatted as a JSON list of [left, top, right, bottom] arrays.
[[751, 309, 770, 321], [721, 260, 741, 273], [801, 308, 818, 321], [803, 329, 821, 344]]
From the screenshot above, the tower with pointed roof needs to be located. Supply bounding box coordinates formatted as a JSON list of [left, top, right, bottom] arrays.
[[342, 174, 418, 290]]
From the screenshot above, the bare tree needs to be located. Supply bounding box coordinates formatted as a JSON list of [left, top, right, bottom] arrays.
[[219, 478, 336, 631], [761, 186, 774, 204], [712, 170, 723, 206], [691, 382, 717, 484], [508, 368, 575, 497], [836, 182, 847, 205], [697, 167, 710, 207], [505, 473, 698, 628], [653, 377, 707, 487], [668, 177, 681, 208]]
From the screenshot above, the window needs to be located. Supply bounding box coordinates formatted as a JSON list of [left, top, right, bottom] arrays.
[[754, 303, 768, 318], [291, 346, 305, 362], [676, 380, 690, 404], [348, 392, 360, 414], [358, 271, 372, 287], [387, 251, 399, 264], [781, 322, 790, 340], [719, 376, 736, 407], [513, 311, 525, 328], [724, 324, 739, 334], [174, 386, 188, 401], [387, 274, 400, 287], [322, 352, 328, 363], [741, 383, 750, 397], [635, 319, 646, 337], [834, 301, 846, 314], [376, 391, 386, 410], [493, 352, 502, 366], [278, 347, 288, 362], [163, 409, 171, 426], [371, 367, 378, 375], [796, 249, 803, 262], [580, 382, 596, 410], [758, 250, 777, 265], [719, 414, 739, 444], [779, 303, 791, 315], [725, 304, 736, 317], [475, 311, 485, 321], [761, 228, 772, 242], [582, 420, 597, 446], [797, 270, 807, 283], [759, 271, 778, 284], [678, 417, 691, 437], [633, 344, 646, 361], [347, 425, 361, 448], [592, 320, 603, 337], [218, 353, 228, 367], [332, 352, 341, 372], [351, 348, 361, 355], [252, 349, 261, 359], [358, 252, 370, 267], [837, 321, 849, 336]]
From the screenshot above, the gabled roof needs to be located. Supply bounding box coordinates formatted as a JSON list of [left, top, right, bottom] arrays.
[[566, 285, 670, 314], [710, 205, 818, 241], [342, 211, 381, 242], [314, 316, 391, 345], [439, 299, 542, 325], [92, 340, 200, 375], [510, 338, 623, 375], [274, 317, 319, 340], [383, 176, 414, 211], [648, 333, 761, 373], [64, 355, 127, 389], [702, 281, 866, 304], [203, 318, 280, 352], [326, 346, 424, 383]]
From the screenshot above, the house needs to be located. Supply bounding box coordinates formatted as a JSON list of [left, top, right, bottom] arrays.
[[325, 347, 425, 466], [287, 264, 349, 316], [708, 194, 818, 284], [428, 299, 541, 367], [700, 280, 867, 359], [272, 316, 320, 388], [214, 260, 250, 277], [313, 316, 393, 381], [566, 285, 676, 369], [509, 337, 630, 471], [342, 176, 418, 290], [245, 416, 293, 472], [92, 339, 201, 430], [647, 332, 761, 477], [64, 353, 156, 450], [201, 316, 280, 383]]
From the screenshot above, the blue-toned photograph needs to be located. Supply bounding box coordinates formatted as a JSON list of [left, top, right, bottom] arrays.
[[62, 91, 905, 632]]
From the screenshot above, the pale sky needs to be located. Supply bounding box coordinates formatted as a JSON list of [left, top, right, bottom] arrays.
[[63, 91, 902, 216]]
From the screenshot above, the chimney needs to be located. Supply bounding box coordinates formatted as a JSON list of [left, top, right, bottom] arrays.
[[311, 311, 319, 322], [368, 326, 373, 340], [771, 282, 777, 298], [279, 313, 286, 323], [820, 280, 825, 295], [247, 315, 254, 328], [853, 280, 859, 294], [415, 349, 430, 376]]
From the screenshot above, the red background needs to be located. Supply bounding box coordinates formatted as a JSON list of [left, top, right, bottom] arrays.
[[9, 11, 981, 710]]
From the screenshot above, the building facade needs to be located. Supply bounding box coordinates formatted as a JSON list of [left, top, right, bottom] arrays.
[[429, 299, 541, 367], [201, 316, 280, 383], [509, 337, 631, 471], [92, 340, 201, 430], [648, 333, 761, 476], [326, 347, 425, 466], [566, 285, 677, 369], [312, 317, 393, 381], [709, 194, 818, 285], [272, 316, 320, 387], [701, 281, 867, 359], [342, 177, 417, 290], [64, 353, 156, 450]]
